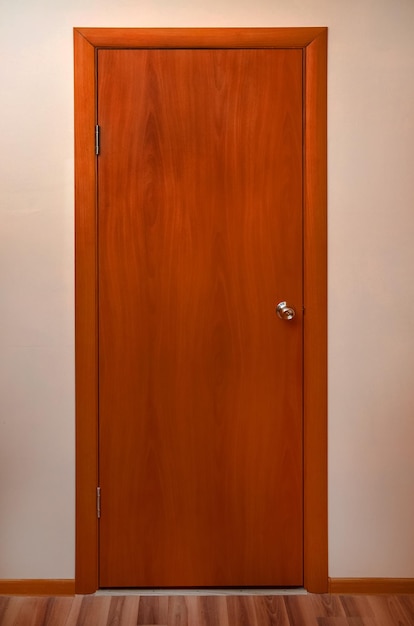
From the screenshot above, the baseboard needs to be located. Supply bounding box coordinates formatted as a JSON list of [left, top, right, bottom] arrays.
[[0, 579, 75, 596], [328, 578, 414, 594], [2, 577, 413, 596]]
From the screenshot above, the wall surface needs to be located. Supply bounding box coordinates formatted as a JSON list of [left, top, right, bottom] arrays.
[[1, 0, 414, 580]]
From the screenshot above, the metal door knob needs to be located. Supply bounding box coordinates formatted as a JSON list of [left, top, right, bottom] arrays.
[[276, 301, 296, 320]]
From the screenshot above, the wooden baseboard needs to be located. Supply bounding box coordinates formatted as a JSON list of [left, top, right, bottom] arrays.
[[2, 577, 413, 596], [328, 578, 414, 594], [0, 579, 75, 596]]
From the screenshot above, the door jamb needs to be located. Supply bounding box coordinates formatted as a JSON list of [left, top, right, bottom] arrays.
[[74, 27, 327, 594]]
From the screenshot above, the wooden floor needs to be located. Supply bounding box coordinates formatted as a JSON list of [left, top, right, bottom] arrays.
[[1, 593, 414, 625]]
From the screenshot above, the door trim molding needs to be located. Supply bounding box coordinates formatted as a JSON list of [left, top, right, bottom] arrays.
[[74, 27, 327, 594]]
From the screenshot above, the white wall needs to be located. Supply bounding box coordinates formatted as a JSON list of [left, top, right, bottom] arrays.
[[1, 0, 414, 580]]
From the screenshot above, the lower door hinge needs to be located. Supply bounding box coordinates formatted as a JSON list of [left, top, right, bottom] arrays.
[[97, 487, 101, 519], [95, 125, 100, 155]]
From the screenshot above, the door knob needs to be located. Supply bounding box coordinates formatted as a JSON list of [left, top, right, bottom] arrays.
[[276, 301, 296, 320]]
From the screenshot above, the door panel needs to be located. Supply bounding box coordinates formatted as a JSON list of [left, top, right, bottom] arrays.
[[98, 48, 303, 587]]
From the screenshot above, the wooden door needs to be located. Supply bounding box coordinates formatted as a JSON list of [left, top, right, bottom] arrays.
[[97, 48, 303, 587]]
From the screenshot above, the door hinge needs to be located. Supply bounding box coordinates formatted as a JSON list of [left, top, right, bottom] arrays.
[[97, 487, 101, 518], [95, 125, 100, 155]]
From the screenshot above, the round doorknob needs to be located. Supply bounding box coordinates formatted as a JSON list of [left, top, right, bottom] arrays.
[[276, 301, 296, 320]]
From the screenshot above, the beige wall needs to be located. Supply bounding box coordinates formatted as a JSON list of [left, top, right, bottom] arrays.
[[1, 0, 414, 580]]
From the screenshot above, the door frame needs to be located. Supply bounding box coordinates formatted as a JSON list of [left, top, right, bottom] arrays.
[[74, 27, 327, 594]]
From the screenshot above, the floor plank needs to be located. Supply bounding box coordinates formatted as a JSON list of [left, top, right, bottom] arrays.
[[0, 597, 49, 626], [227, 595, 259, 625], [340, 595, 375, 619], [0, 597, 50, 626], [136, 595, 169, 624], [396, 595, 414, 623], [253, 596, 291, 626], [40, 597, 79, 626], [0, 593, 413, 625], [0, 597, 10, 624], [102, 596, 141, 626], [366, 595, 414, 626], [168, 596, 191, 626], [317, 617, 378, 626], [186, 595, 229, 626], [75, 596, 112, 626], [62, 595, 83, 626], [284, 594, 346, 625]]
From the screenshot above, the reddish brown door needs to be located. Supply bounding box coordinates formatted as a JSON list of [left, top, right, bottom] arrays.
[[97, 48, 303, 587]]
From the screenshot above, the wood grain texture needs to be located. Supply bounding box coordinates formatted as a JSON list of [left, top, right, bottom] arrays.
[[98, 48, 303, 587], [185, 596, 229, 626], [75, 27, 326, 49], [329, 578, 414, 594], [1, 595, 414, 625], [74, 28, 99, 594], [303, 28, 328, 594], [285, 594, 346, 625], [74, 27, 327, 594], [340, 594, 414, 625]]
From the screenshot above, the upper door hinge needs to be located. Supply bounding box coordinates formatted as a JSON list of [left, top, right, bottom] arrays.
[[97, 486, 101, 518], [95, 125, 100, 155]]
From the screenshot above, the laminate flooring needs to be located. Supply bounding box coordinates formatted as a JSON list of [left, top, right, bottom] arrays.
[[1, 594, 414, 625]]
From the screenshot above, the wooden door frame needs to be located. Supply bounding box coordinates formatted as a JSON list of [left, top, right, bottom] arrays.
[[74, 27, 328, 594]]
